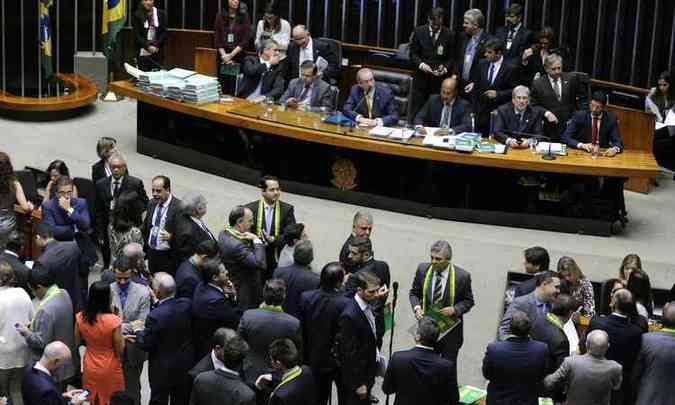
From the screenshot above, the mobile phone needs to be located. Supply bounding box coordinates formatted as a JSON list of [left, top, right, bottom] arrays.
[[74, 390, 89, 401]]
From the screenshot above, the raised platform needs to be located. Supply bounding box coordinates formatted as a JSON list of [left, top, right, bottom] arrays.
[[0, 73, 98, 112]]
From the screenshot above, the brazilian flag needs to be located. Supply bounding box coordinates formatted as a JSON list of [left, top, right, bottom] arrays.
[[102, 0, 126, 59], [39, 0, 53, 79]]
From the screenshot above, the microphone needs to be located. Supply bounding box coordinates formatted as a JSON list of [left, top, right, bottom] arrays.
[[392, 281, 399, 299], [351, 87, 370, 117]]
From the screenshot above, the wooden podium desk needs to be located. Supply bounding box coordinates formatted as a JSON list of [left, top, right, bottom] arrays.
[[13, 205, 42, 259], [110, 80, 660, 235]]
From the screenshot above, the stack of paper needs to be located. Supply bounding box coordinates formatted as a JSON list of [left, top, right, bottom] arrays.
[[182, 74, 220, 105], [369, 127, 394, 137], [126, 63, 220, 104], [536, 142, 567, 156]]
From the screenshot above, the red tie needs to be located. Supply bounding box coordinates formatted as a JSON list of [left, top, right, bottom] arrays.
[[591, 117, 599, 144]]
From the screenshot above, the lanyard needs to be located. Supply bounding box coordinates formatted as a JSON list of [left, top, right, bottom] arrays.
[[546, 312, 565, 330], [270, 366, 302, 400], [422, 263, 455, 311], [256, 199, 280, 237], [260, 303, 283, 312], [32, 285, 60, 327]]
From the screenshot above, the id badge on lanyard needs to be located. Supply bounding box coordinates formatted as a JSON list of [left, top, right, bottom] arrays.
[[437, 45, 444, 56], [227, 33, 235, 44]]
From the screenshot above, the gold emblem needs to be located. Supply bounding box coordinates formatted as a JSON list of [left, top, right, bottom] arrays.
[[331, 158, 357, 190]]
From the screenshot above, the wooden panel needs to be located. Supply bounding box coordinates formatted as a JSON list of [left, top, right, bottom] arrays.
[[606, 104, 656, 193], [194, 47, 217, 76], [111, 80, 661, 180], [165, 29, 214, 70], [13, 205, 42, 259], [0, 74, 97, 112]]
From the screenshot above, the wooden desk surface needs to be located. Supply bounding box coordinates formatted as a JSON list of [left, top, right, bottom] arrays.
[[0, 74, 98, 112], [111, 80, 660, 179]]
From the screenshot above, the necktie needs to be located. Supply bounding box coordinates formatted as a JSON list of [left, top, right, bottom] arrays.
[[591, 117, 599, 144], [366, 92, 373, 119], [433, 271, 444, 304], [113, 180, 120, 197], [488, 63, 495, 85], [150, 204, 163, 248], [119, 286, 129, 309], [440, 104, 450, 128], [264, 205, 273, 235], [299, 84, 310, 102], [554, 79, 561, 101], [364, 305, 376, 335]]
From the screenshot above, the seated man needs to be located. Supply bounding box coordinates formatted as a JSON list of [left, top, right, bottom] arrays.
[[280, 60, 335, 110], [343, 68, 399, 127], [238, 39, 285, 102], [494, 85, 546, 147], [41, 176, 91, 241], [414, 77, 473, 133], [562, 90, 623, 157]]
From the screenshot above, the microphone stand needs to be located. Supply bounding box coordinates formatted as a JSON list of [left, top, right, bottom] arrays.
[[385, 281, 399, 405]]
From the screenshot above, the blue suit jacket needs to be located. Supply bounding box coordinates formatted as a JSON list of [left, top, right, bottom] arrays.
[[136, 297, 195, 389], [21, 365, 68, 405], [41, 197, 91, 241], [561, 110, 624, 150], [343, 83, 399, 126], [191, 282, 242, 358], [414, 95, 474, 132], [482, 337, 549, 405]]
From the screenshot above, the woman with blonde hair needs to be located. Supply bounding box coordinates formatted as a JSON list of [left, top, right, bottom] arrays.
[[557, 256, 595, 317]]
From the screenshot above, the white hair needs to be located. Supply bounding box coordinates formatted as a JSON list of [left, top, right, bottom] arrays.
[[512, 85, 530, 98]]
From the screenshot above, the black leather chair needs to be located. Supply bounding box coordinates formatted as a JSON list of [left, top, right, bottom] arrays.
[[370, 68, 414, 124]]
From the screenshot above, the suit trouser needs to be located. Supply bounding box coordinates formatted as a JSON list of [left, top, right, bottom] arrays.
[[123, 360, 144, 405], [0, 367, 24, 405], [147, 248, 177, 276], [316, 369, 345, 405], [436, 338, 460, 386], [342, 385, 372, 405], [149, 378, 190, 405]]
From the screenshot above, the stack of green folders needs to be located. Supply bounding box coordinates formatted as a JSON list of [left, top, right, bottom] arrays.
[[458, 385, 486, 404]]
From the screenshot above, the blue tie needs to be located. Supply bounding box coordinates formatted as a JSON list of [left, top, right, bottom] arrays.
[[488, 63, 495, 84], [150, 204, 163, 248]]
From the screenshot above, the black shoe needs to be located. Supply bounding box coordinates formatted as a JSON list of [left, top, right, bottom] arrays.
[[369, 395, 380, 404]]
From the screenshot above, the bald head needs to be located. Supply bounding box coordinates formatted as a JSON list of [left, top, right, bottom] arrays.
[[611, 288, 633, 315], [586, 330, 610, 357], [40, 341, 72, 371], [291, 25, 311, 48], [663, 302, 675, 328], [153, 272, 176, 299], [440, 77, 459, 103]]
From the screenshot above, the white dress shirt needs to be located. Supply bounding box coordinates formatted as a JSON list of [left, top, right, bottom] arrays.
[[487, 56, 504, 85], [255, 19, 291, 56], [0, 286, 34, 369], [298, 38, 314, 75], [148, 194, 172, 250], [247, 58, 272, 101]]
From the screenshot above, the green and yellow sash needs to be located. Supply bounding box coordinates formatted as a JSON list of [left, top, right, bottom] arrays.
[[546, 312, 565, 331], [659, 327, 675, 338], [260, 303, 283, 312], [270, 366, 302, 401], [422, 263, 455, 311], [256, 199, 280, 238], [31, 285, 60, 328]]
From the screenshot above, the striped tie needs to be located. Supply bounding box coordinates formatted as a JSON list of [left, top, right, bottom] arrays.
[[433, 271, 444, 304]]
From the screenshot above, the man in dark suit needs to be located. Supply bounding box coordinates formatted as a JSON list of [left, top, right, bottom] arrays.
[[279, 60, 335, 110], [0, 229, 31, 295], [587, 289, 644, 405], [562, 91, 624, 155], [188, 327, 238, 381], [343, 68, 399, 127], [173, 193, 217, 263], [41, 177, 91, 241], [632, 302, 675, 405], [245, 176, 296, 282], [530, 294, 574, 377], [287, 25, 339, 83], [339, 211, 374, 274], [298, 262, 351, 405], [530, 54, 584, 140], [219, 206, 267, 310], [237, 279, 301, 390], [483, 310, 549, 405], [273, 240, 319, 320], [494, 3, 532, 65], [494, 85, 546, 146], [466, 38, 518, 135], [338, 271, 384, 405], [456, 9, 492, 90], [175, 239, 219, 299], [342, 236, 390, 348], [21, 342, 87, 405], [414, 77, 474, 133], [499, 271, 561, 339], [259, 339, 316, 405], [512, 246, 551, 298], [409, 7, 457, 116], [189, 334, 255, 405], [409, 240, 474, 384], [36, 222, 97, 314], [383, 317, 459, 405], [238, 39, 285, 102], [135, 272, 195, 405], [94, 154, 149, 269], [142, 176, 182, 276], [191, 260, 241, 360]]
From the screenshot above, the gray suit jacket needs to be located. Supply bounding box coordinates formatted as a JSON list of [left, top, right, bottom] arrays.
[[544, 354, 622, 405], [237, 308, 301, 385], [498, 290, 546, 339], [218, 231, 266, 310], [111, 281, 152, 366], [189, 369, 255, 405], [632, 331, 675, 405], [279, 77, 334, 109], [24, 288, 77, 383]]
